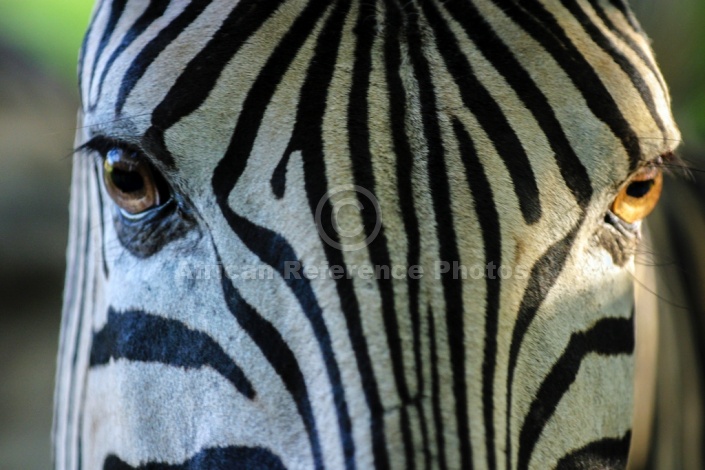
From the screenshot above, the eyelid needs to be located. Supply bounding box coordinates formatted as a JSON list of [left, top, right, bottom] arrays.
[[76, 135, 143, 159]]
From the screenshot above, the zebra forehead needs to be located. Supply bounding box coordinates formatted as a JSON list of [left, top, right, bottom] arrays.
[[81, 0, 679, 177]]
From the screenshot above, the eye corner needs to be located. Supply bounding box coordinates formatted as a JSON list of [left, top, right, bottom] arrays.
[[658, 150, 694, 181], [660, 150, 679, 164]]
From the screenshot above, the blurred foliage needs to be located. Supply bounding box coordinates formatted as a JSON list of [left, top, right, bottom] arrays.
[[0, 0, 94, 83]]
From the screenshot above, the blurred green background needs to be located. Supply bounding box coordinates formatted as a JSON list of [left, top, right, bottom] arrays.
[[0, 1, 702, 469], [0, 2, 93, 469], [0, 0, 94, 82]]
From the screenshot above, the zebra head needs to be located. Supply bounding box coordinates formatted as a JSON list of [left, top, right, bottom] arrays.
[[55, 0, 680, 469]]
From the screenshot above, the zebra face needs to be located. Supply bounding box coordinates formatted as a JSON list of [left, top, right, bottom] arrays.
[[55, 1, 680, 469]]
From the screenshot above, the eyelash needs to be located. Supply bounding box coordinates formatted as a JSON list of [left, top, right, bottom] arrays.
[[76, 135, 140, 161], [657, 151, 693, 179]]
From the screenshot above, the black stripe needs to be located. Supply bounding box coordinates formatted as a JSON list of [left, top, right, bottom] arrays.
[[453, 118, 502, 470], [91, 0, 170, 110], [77, 181, 98, 470], [441, 0, 593, 210], [586, 0, 666, 92], [56, 156, 81, 465], [77, 432, 83, 470], [383, 1, 431, 466], [555, 432, 631, 469], [405, 4, 473, 468], [605, 0, 642, 33], [428, 309, 448, 470], [210, 2, 360, 468], [142, 0, 280, 166], [268, 0, 387, 466], [92, 164, 110, 278], [517, 316, 634, 470], [270, 152, 288, 198], [90, 308, 256, 399], [347, 1, 416, 466], [210, 0, 328, 196], [220, 263, 324, 470], [561, 0, 667, 137], [217, 188, 357, 466], [491, 0, 642, 169], [87, 0, 128, 100], [65, 162, 93, 466], [289, 128, 389, 466], [116, 0, 214, 115], [419, 0, 542, 225], [103, 446, 286, 470], [504, 223, 581, 469], [78, 0, 107, 97]]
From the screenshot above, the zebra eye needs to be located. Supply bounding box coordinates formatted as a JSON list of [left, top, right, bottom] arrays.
[[102, 148, 166, 217], [611, 165, 663, 224]]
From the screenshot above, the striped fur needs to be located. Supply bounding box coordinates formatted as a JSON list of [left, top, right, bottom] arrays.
[[55, 0, 680, 468]]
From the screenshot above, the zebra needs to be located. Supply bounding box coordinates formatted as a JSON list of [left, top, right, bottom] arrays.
[[54, 0, 683, 468]]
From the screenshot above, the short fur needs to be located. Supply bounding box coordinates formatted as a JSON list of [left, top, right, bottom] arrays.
[[55, 1, 680, 468]]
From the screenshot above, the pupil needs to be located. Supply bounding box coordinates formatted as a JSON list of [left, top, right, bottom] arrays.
[[626, 179, 654, 198], [111, 168, 145, 193]]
